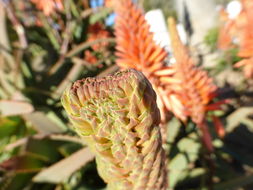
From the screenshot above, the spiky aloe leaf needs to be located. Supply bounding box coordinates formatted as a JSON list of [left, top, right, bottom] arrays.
[[62, 69, 168, 190]]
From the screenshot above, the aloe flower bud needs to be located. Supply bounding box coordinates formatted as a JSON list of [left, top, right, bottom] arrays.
[[61, 69, 168, 190]]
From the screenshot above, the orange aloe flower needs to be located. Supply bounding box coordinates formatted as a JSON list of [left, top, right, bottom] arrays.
[[218, 0, 253, 78], [218, 8, 236, 50], [87, 23, 111, 51], [234, 0, 253, 78], [104, 0, 113, 8], [84, 23, 111, 66], [31, 0, 63, 16], [112, 0, 186, 128], [169, 18, 226, 152], [84, 51, 98, 65]]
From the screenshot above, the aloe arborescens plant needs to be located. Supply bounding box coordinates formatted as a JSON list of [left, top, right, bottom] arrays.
[[218, 0, 253, 78], [168, 18, 226, 152], [113, 0, 185, 124], [61, 69, 168, 190]]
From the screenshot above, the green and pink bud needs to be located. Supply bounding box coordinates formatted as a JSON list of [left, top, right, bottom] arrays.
[[62, 69, 168, 190]]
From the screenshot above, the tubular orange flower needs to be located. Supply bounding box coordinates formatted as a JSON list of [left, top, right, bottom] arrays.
[[61, 69, 168, 190], [104, 0, 113, 8], [168, 18, 226, 152], [218, 0, 253, 78], [84, 51, 98, 65], [87, 23, 111, 51], [84, 23, 111, 66], [218, 8, 236, 50], [112, 0, 186, 129], [234, 0, 253, 78], [31, 0, 63, 16], [234, 57, 253, 78]]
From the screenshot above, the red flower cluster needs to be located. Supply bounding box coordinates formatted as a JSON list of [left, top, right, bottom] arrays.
[[87, 23, 110, 51], [85, 23, 110, 65]]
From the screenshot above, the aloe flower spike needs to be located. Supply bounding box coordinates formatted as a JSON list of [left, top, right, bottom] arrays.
[[61, 69, 168, 190]]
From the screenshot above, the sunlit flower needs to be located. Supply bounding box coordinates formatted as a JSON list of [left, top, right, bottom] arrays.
[[104, 0, 113, 7], [31, 0, 63, 16], [218, 0, 253, 78], [113, 0, 186, 127], [169, 18, 226, 152]]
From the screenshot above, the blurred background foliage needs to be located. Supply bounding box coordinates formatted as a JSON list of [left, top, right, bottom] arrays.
[[1, 0, 253, 190]]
